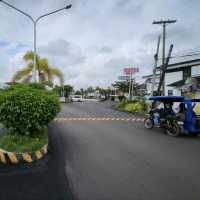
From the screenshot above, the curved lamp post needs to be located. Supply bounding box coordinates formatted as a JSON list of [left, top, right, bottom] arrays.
[[0, 0, 72, 82]]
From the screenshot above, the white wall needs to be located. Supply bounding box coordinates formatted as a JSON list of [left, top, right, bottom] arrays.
[[192, 65, 200, 77], [146, 78, 159, 95], [165, 71, 183, 96]]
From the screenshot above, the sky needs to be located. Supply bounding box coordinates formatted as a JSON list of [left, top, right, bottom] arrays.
[[0, 0, 200, 89]]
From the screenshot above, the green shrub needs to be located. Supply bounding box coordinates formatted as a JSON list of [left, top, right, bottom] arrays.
[[118, 99, 148, 113], [118, 100, 127, 109], [0, 84, 60, 136]]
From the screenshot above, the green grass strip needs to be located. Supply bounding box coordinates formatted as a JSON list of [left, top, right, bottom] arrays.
[[0, 131, 48, 153]]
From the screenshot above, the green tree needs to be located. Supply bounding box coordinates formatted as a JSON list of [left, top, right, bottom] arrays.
[[12, 51, 64, 86], [75, 90, 82, 95], [53, 85, 63, 97], [86, 86, 94, 93], [53, 84, 74, 98], [64, 85, 74, 98], [115, 81, 129, 93]]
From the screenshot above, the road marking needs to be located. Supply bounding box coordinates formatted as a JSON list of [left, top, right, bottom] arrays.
[[54, 117, 145, 122]]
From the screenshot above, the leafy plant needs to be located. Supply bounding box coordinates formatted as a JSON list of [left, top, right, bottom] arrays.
[[0, 129, 48, 152], [118, 100, 148, 113], [12, 51, 64, 86], [0, 84, 60, 136]]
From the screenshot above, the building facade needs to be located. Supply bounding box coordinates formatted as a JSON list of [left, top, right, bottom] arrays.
[[143, 58, 200, 97]]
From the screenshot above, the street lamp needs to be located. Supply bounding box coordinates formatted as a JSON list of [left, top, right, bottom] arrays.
[[0, 0, 72, 82]]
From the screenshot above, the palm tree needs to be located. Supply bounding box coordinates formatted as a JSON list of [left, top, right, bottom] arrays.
[[12, 51, 64, 86]]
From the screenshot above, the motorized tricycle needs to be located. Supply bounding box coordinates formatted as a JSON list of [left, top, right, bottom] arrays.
[[144, 96, 200, 137]]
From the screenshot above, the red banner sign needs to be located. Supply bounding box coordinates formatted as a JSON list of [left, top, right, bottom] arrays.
[[124, 67, 139, 75]]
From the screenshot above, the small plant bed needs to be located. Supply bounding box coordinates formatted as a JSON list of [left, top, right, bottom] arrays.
[[0, 83, 60, 164], [117, 100, 148, 114], [0, 129, 48, 153]]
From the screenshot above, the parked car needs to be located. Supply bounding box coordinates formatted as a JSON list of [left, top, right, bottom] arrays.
[[72, 95, 83, 102]]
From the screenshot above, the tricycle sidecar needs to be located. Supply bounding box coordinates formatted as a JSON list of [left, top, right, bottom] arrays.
[[144, 96, 200, 137]]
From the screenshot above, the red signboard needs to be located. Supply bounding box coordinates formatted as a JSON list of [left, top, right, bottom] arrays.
[[124, 67, 139, 75]]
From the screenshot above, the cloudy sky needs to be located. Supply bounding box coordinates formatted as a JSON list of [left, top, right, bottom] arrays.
[[0, 0, 200, 89]]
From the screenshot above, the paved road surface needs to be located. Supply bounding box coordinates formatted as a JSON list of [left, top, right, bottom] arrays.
[[56, 101, 200, 200], [1, 101, 200, 200], [0, 123, 73, 200]]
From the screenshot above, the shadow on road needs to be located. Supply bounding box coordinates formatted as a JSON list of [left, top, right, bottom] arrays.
[[0, 123, 73, 200]]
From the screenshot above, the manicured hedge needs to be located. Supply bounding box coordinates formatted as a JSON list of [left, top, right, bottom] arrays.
[[118, 100, 148, 113], [0, 83, 60, 136]]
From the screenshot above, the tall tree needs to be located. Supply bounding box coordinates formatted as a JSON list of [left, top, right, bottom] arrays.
[[75, 90, 82, 95], [64, 85, 74, 98], [86, 86, 94, 93], [12, 51, 64, 86], [115, 81, 129, 93], [53, 84, 74, 97]]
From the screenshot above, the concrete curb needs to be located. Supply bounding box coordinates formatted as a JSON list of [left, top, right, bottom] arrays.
[[0, 144, 48, 164]]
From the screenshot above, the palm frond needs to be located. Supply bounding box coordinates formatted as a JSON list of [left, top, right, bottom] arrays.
[[38, 58, 49, 71], [12, 63, 33, 83], [11, 51, 65, 86], [23, 51, 39, 63], [22, 75, 32, 83], [49, 67, 64, 86]]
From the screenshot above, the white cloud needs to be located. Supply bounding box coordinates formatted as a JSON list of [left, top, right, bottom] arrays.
[[0, 0, 200, 89]]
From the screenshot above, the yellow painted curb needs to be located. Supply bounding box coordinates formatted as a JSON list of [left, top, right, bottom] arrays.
[[0, 144, 48, 164]]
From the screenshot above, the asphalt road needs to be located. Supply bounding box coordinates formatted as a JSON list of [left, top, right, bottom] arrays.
[[0, 123, 73, 200], [56, 101, 200, 200], [1, 101, 200, 200]]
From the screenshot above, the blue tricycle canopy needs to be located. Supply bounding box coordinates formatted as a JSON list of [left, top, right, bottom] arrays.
[[148, 96, 200, 102], [149, 96, 185, 102]]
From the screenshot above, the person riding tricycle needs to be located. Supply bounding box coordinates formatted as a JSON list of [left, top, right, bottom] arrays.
[[144, 96, 200, 137]]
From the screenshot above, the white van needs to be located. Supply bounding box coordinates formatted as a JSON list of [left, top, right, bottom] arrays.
[[72, 95, 83, 102]]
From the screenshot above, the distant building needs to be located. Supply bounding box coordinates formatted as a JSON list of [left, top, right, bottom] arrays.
[[143, 58, 200, 97], [87, 91, 100, 98], [142, 74, 160, 95]]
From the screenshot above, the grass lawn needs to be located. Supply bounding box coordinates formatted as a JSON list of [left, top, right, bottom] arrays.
[[0, 130, 48, 152]]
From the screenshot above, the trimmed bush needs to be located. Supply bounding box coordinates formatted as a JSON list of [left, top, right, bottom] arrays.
[[118, 100, 148, 113], [0, 84, 60, 136]]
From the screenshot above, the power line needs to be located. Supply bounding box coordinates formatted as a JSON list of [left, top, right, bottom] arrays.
[[171, 52, 200, 59], [157, 52, 200, 60], [172, 49, 200, 57]]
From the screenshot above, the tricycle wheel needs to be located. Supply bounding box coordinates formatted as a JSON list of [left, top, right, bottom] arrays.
[[166, 120, 181, 137], [144, 118, 154, 129]]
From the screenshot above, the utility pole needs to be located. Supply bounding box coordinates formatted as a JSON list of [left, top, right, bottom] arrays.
[[128, 72, 132, 100], [132, 76, 134, 99], [157, 44, 174, 95], [153, 19, 177, 95], [151, 35, 161, 96]]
